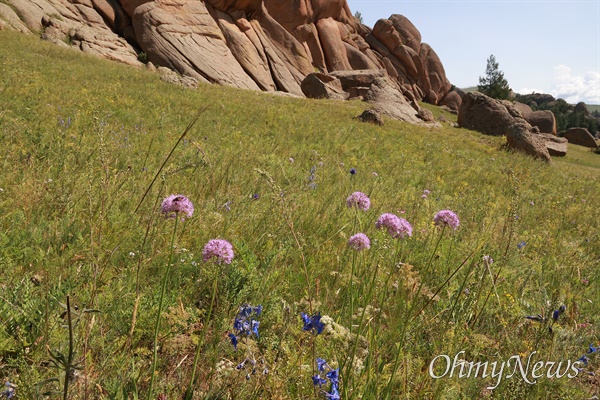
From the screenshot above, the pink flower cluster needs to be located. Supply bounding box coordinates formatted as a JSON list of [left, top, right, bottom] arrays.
[[202, 239, 234, 264], [433, 210, 460, 230], [375, 213, 413, 239], [161, 194, 194, 219], [348, 233, 370, 251], [346, 191, 371, 211]]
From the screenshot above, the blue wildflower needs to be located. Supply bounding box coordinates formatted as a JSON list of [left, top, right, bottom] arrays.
[[228, 333, 238, 350], [301, 312, 325, 335], [312, 374, 327, 387], [517, 241, 526, 250], [552, 305, 566, 321], [324, 384, 340, 400], [1, 382, 15, 399], [251, 320, 260, 338], [326, 368, 339, 385], [316, 357, 328, 373], [588, 344, 598, 354], [350, 168, 356, 175], [578, 355, 589, 366], [252, 194, 260, 200]]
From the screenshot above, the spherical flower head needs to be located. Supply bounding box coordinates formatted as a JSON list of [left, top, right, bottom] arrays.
[[161, 194, 194, 219], [433, 210, 460, 230], [202, 239, 234, 264], [375, 213, 413, 239], [346, 191, 371, 211], [348, 233, 370, 251], [349, 168, 356, 175]]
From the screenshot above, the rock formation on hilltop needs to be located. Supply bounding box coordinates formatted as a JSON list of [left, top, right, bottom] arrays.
[[0, 0, 463, 112]]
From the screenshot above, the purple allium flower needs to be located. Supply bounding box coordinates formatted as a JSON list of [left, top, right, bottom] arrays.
[[161, 194, 194, 219], [202, 239, 234, 264], [349, 168, 356, 175], [301, 312, 325, 335], [433, 210, 460, 230], [348, 233, 370, 251], [375, 213, 413, 239], [346, 191, 371, 211]]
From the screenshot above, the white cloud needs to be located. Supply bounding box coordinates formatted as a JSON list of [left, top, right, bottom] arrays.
[[549, 64, 600, 104]]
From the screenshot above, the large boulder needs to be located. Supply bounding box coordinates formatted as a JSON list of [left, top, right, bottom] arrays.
[[560, 128, 599, 148], [458, 92, 521, 136], [526, 110, 556, 134], [300, 72, 348, 100], [505, 121, 551, 162], [540, 133, 568, 157]]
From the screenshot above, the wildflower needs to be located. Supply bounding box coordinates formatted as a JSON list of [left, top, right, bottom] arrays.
[[229, 305, 262, 350], [316, 357, 328, 372], [1, 382, 15, 399], [202, 239, 234, 264], [433, 210, 460, 230], [578, 355, 589, 366], [348, 233, 370, 251], [375, 213, 413, 239], [346, 191, 371, 211], [222, 201, 231, 212], [289, 157, 294, 163], [483, 255, 493, 266], [252, 194, 260, 200], [349, 168, 356, 175], [161, 194, 194, 219], [372, 172, 378, 177], [552, 305, 566, 321], [422, 189, 431, 199], [312, 375, 328, 387], [529, 201, 534, 206], [301, 312, 325, 335], [129, 251, 136, 257], [228, 333, 238, 350], [517, 241, 526, 250], [588, 344, 598, 354]]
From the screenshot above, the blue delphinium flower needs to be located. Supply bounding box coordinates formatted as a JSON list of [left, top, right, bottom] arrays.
[[301, 312, 325, 335], [588, 344, 598, 354], [229, 305, 262, 350], [578, 355, 589, 366], [552, 305, 566, 321], [312, 359, 341, 400]]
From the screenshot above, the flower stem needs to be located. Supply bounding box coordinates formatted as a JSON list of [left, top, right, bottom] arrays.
[[185, 275, 218, 399], [147, 216, 179, 399]]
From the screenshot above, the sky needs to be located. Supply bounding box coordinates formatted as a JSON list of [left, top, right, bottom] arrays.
[[346, 1, 600, 104]]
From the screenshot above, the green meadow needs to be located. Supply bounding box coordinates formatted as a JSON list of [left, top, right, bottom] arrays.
[[0, 30, 599, 399]]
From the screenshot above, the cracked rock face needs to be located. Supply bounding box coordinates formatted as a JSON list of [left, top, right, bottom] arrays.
[[1, 0, 459, 111]]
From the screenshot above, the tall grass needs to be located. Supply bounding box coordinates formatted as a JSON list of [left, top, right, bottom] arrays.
[[0, 30, 598, 399]]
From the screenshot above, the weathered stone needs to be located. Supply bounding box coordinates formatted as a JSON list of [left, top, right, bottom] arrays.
[[132, 0, 260, 90], [505, 121, 551, 162], [561, 128, 599, 148], [525, 110, 556, 134], [388, 14, 421, 52], [216, 10, 276, 91], [328, 69, 387, 90], [440, 90, 462, 112], [357, 109, 384, 126], [300, 73, 348, 100], [364, 76, 439, 127], [0, 3, 31, 33], [458, 92, 522, 136], [316, 17, 351, 71]]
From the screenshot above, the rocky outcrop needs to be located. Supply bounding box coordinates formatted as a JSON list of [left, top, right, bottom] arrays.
[[459, 92, 567, 159], [0, 0, 458, 111], [458, 92, 517, 136], [513, 102, 556, 134], [505, 121, 551, 162], [560, 128, 599, 148]]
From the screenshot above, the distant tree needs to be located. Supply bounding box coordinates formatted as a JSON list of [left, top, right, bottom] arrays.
[[354, 11, 363, 24], [478, 54, 511, 100]]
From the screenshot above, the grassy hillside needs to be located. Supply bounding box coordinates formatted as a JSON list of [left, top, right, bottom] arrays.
[[1, 30, 599, 399]]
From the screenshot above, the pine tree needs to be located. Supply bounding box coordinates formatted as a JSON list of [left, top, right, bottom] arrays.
[[478, 54, 511, 100]]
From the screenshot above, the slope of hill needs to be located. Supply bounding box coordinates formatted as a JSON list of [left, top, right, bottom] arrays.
[[0, 30, 599, 399]]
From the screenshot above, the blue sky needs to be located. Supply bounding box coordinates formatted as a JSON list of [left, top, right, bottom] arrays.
[[346, 1, 600, 104]]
